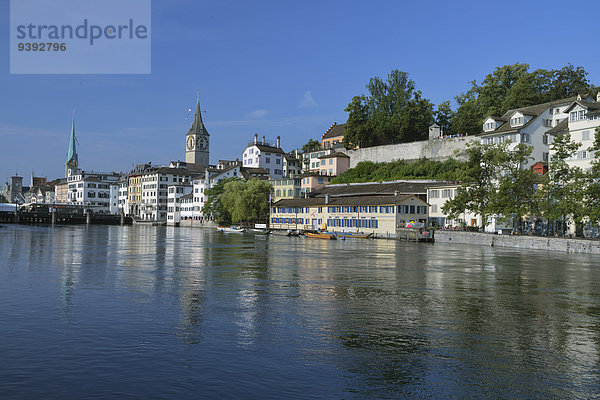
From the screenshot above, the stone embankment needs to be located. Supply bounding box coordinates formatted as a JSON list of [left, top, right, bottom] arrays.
[[435, 231, 600, 254], [346, 136, 473, 168]]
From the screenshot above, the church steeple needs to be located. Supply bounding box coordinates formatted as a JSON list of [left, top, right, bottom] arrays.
[[65, 111, 78, 177], [186, 96, 210, 167], [188, 98, 210, 137]]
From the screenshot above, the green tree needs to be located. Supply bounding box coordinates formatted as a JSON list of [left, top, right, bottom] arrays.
[[584, 127, 600, 226], [488, 143, 536, 232], [442, 142, 512, 227], [344, 70, 434, 148], [435, 100, 455, 135], [449, 63, 597, 136], [548, 64, 594, 100], [302, 138, 321, 153], [202, 177, 241, 225], [0, 193, 7, 203], [538, 132, 584, 235], [220, 178, 273, 224]]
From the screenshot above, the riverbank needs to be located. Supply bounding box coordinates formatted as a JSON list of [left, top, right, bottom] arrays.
[[436, 230, 600, 254]]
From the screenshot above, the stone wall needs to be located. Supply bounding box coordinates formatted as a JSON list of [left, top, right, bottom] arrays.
[[346, 136, 474, 168], [435, 230, 600, 254]]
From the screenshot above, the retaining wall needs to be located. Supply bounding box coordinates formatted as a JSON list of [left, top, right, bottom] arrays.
[[346, 136, 474, 168], [435, 230, 600, 254]]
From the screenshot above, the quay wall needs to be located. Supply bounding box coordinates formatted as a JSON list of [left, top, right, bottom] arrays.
[[435, 231, 600, 254], [346, 136, 474, 168]]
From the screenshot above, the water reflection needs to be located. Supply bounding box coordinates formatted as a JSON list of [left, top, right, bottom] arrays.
[[1, 224, 600, 398]]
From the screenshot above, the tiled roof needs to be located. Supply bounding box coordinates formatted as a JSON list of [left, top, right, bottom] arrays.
[[321, 123, 346, 140], [318, 152, 350, 159], [246, 143, 285, 154], [480, 96, 579, 136], [311, 181, 434, 197], [545, 119, 569, 136], [273, 194, 427, 207]]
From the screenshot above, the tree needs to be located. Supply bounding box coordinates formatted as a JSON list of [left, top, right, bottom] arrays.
[[548, 64, 594, 100], [538, 132, 584, 235], [220, 178, 273, 224], [0, 193, 7, 203], [449, 63, 597, 136], [584, 127, 600, 226], [488, 144, 536, 232], [442, 142, 509, 226], [302, 139, 321, 153], [435, 101, 455, 135], [343, 70, 434, 148], [202, 177, 241, 225]]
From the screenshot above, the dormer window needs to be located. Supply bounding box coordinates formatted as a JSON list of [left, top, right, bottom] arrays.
[[570, 110, 586, 121], [510, 117, 524, 126], [484, 122, 495, 131]]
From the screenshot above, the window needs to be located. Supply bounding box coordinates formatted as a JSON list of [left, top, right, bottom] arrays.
[[329, 159, 333, 165], [543, 135, 548, 145], [582, 130, 590, 141], [521, 133, 530, 143], [320, 160, 325, 166], [409, 205, 415, 214], [431, 204, 437, 213], [543, 152, 549, 162]]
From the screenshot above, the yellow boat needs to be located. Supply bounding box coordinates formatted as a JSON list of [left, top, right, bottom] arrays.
[[304, 232, 337, 240]]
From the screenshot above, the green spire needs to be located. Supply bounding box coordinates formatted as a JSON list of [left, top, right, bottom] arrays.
[[66, 111, 78, 167]]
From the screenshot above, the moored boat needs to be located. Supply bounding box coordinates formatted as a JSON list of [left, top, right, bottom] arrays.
[[332, 232, 373, 239], [304, 232, 337, 240], [217, 226, 245, 233]]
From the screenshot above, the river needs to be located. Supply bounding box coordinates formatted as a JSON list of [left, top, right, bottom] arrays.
[[1, 224, 599, 399]]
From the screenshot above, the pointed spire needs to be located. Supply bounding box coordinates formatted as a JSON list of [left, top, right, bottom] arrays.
[[66, 110, 78, 167], [187, 97, 210, 137]]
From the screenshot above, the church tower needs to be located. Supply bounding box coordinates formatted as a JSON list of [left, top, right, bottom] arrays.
[[185, 98, 210, 167], [65, 112, 79, 178]]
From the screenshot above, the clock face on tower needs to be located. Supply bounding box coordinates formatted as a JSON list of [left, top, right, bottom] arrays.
[[198, 136, 208, 150], [186, 136, 195, 150]]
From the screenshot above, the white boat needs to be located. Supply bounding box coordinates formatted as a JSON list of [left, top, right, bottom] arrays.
[[217, 226, 245, 233]]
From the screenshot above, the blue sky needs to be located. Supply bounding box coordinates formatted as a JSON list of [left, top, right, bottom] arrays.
[[1, 0, 600, 185]]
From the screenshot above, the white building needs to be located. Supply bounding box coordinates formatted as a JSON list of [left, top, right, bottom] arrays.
[[547, 93, 600, 171], [140, 167, 198, 222], [242, 134, 284, 179], [66, 169, 121, 214], [166, 184, 193, 225], [117, 176, 128, 215], [479, 96, 582, 167]]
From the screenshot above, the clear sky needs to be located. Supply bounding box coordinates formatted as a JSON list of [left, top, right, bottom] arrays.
[[1, 0, 599, 185]]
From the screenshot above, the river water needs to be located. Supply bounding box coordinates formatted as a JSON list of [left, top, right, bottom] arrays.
[[1, 224, 599, 399]]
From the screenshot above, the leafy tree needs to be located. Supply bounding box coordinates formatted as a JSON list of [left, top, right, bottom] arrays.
[[584, 127, 600, 225], [538, 132, 584, 235], [343, 70, 434, 148], [449, 63, 597, 136], [488, 144, 536, 232], [220, 178, 273, 224], [442, 142, 513, 227], [202, 177, 241, 225], [302, 139, 321, 153], [548, 64, 594, 100], [0, 193, 7, 203], [435, 101, 455, 135]]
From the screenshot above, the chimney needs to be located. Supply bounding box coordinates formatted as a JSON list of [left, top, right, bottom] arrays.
[[277, 136, 280, 148], [597, 92, 600, 103], [262, 136, 266, 145], [254, 133, 258, 144]]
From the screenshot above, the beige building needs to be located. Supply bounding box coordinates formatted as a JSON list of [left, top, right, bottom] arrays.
[[300, 172, 334, 195], [427, 183, 482, 228], [272, 177, 302, 202], [271, 195, 428, 237]]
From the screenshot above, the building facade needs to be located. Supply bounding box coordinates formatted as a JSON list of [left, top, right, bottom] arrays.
[[242, 134, 285, 179], [270, 195, 429, 237]]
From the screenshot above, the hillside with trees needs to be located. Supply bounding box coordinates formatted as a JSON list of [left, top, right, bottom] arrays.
[[342, 64, 597, 148]]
